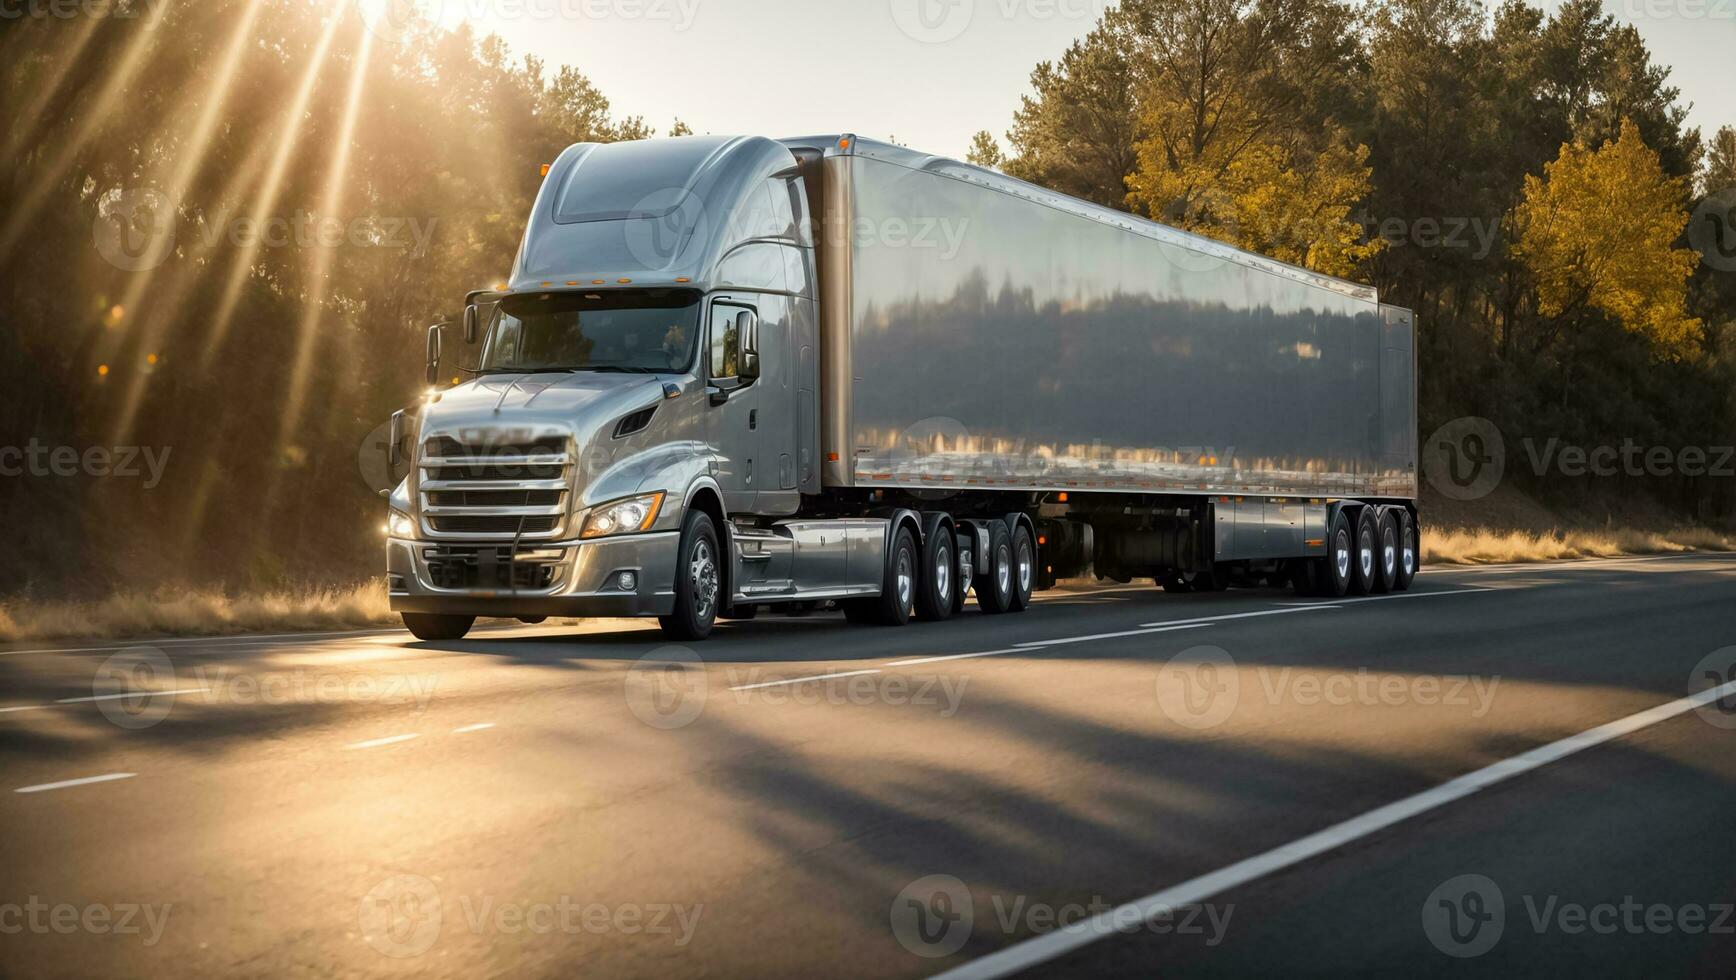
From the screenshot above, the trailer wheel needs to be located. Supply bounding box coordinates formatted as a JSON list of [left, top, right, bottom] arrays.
[[1319, 511, 1355, 598], [658, 509, 720, 640], [401, 613, 475, 641], [1348, 508, 1379, 596], [853, 526, 917, 626], [952, 530, 974, 614], [975, 522, 1016, 614], [1372, 511, 1400, 594], [915, 523, 956, 621], [1395, 512, 1418, 591], [1008, 523, 1035, 612]]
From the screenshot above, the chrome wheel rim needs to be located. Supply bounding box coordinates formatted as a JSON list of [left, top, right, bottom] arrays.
[[935, 545, 951, 603], [1382, 527, 1397, 578], [1016, 539, 1032, 593], [1335, 529, 1351, 581], [691, 538, 718, 620], [1402, 528, 1416, 577], [996, 543, 1012, 595], [896, 547, 913, 610], [1359, 530, 1374, 580]]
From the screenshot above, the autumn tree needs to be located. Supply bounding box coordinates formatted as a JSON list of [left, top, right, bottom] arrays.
[[1514, 119, 1700, 357], [966, 130, 1005, 170]]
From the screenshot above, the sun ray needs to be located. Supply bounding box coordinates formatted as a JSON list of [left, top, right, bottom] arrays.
[[0, 4, 171, 262], [1, 12, 107, 161], [276, 25, 378, 446], [198, 0, 354, 370]]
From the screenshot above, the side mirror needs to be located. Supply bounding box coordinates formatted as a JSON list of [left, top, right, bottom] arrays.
[[388, 410, 405, 467], [463, 304, 479, 345], [425, 324, 443, 386], [737, 310, 760, 379]]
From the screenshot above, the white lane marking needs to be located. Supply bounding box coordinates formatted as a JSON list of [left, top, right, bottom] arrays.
[[1012, 621, 1214, 650], [15, 773, 137, 794], [1273, 587, 1500, 607], [344, 734, 420, 750], [935, 677, 1736, 980], [56, 688, 207, 705], [453, 723, 495, 734], [1135, 606, 1341, 629], [887, 623, 1214, 668], [0, 705, 51, 715], [729, 669, 882, 692]]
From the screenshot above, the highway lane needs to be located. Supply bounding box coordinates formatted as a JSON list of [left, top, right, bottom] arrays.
[[1, 554, 1734, 977]]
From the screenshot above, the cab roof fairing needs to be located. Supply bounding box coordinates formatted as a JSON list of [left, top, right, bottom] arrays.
[[508, 135, 806, 293]]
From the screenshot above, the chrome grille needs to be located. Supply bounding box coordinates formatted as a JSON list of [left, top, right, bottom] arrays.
[[417, 430, 572, 540]]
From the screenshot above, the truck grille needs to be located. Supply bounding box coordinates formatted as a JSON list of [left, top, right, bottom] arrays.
[[422, 545, 563, 591], [417, 430, 572, 540]]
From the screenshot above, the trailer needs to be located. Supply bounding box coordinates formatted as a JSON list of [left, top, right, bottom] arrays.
[[383, 133, 1418, 640]]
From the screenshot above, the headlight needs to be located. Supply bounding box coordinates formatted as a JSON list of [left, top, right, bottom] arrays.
[[580, 492, 664, 539], [387, 509, 415, 538]]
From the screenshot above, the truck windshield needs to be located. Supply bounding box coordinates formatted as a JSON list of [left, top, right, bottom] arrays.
[[480, 291, 701, 374]]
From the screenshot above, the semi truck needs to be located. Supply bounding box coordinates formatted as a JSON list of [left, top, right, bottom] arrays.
[[383, 133, 1419, 641]]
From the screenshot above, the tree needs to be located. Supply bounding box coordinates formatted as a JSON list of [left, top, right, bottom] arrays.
[[966, 130, 1005, 170], [1514, 119, 1701, 357], [1002, 17, 1140, 209], [1704, 125, 1736, 195]]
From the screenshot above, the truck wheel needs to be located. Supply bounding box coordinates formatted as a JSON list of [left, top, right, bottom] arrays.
[[1008, 523, 1036, 612], [952, 531, 974, 615], [855, 526, 917, 626], [1373, 511, 1400, 594], [401, 613, 475, 641], [1348, 509, 1379, 596], [975, 521, 1016, 614], [1319, 511, 1355, 598], [915, 523, 955, 621], [1395, 512, 1418, 591], [658, 510, 720, 640]]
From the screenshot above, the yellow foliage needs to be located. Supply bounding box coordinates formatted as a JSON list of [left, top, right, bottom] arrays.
[[1127, 101, 1381, 278], [1514, 118, 1701, 357]]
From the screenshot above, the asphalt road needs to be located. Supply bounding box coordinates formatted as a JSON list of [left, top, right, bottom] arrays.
[[3, 554, 1735, 978]]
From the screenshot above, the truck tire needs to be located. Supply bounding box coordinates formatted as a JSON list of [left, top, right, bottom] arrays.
[[1319, 510, 1355, 597], [975, 521, 1016, 614], [1008, 523, 1035, 612], [1372, 511, 1400, 594], [851, 526, 917, 626], [915, 523, 955, 621], [658, 510, 720, 640], [401, 613, 475, 641], [1348, 508, 1379, 596], [1395, 512, 1418, 591], [952, 530, 974, 615]]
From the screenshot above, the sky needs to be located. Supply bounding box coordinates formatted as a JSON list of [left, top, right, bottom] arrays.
[[428, 0, 1734, 160]]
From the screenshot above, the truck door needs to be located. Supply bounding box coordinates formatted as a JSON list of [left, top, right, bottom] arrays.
[[705, 298, 762, 512]]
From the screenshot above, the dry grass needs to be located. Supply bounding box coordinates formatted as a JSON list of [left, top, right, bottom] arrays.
[[1423, 526, 1736, 565], [0, 581, 396, 644]]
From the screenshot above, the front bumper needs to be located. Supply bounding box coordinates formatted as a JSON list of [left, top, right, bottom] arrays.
[[387, 531, 680, 618]]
